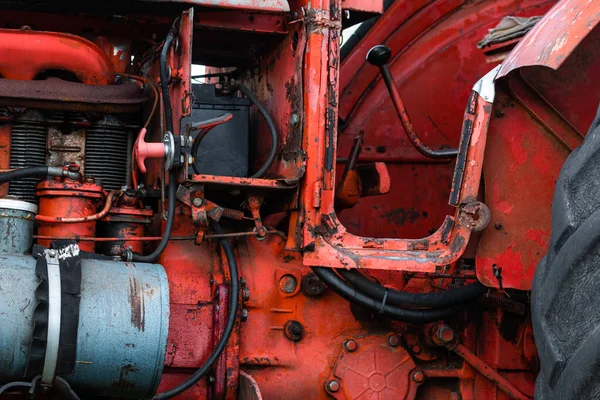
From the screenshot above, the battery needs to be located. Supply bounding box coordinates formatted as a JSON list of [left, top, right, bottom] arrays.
[[186, 84, 250, 177]]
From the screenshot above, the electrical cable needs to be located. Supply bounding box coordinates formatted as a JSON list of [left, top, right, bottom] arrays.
[[0, 381, 33, 394], [234, 84, 278, 178], [153, 220, 239, 399], [129, 20, 178, 263]]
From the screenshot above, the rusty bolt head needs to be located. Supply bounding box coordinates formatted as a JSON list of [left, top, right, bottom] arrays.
[[241, 308, 248, 322], [412, 345, 421, 354], [326, 380, 340, 393], [242, 287, 251, 301], [458, 201, 491, 232], [278, 274, 298, 294], [387, 334, 400, 347], [436, 325, 455, 345], [301, 273, 326, 297], [284, 320, 304, 341], [343, 339, 358, 352], [193, 197, 203, 207], [290, 113, 300, 127], [411, 370, 425, 383]]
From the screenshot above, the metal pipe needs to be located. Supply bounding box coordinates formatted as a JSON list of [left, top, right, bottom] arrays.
[[36, 190, 122, 223]]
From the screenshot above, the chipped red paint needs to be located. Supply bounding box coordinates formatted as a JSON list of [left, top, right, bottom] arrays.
[[497, 0, 600, 79], [144, 0, 290, 12]]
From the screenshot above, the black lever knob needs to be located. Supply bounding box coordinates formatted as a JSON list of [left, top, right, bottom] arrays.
[[366, 45, 391, 67]]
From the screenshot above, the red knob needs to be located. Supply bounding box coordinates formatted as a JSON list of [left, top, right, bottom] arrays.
[[134, 128, 165, 173]]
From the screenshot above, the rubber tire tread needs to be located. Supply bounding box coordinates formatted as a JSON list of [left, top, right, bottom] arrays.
[[532, 104, 600, 399]]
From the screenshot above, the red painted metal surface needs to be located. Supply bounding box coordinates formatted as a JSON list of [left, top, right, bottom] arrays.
[[144, 0, 290, 12], [497, 0, 600, 79], [35, 178, 104, 252], [0, 29, 114, 84]]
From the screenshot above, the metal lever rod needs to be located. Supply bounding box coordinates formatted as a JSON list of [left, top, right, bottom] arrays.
[[366, 45, 457, 159]]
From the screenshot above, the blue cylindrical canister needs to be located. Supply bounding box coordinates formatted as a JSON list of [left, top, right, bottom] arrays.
[[0, 198, 37, 253], [0, 255, 169, 398]]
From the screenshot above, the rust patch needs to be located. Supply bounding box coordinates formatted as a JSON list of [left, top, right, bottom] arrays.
[[112, 364, 140, 389], [129, 277, 145, 332]]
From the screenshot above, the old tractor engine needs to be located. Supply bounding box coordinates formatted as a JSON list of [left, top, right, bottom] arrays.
[[0, 0, 598, 399]]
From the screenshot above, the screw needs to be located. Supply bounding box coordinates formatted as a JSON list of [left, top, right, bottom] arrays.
[[241, 309, 248, 322], [436, 325, 455, 345], [187, 155, 193, 164], [411, 370, 425, 383], [387, 334, 400, 347], [326, 380, 340, 393], [494, 222, 503, 230], [343, 339, 358, 352], [193, 197, 203, 207]]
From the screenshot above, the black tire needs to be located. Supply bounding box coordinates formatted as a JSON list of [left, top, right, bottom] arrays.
[[532, 104, 600, 399]]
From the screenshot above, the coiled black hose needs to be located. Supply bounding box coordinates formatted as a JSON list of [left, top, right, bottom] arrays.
[[338, 268, 486, 308], [153, 221, 239, 399], [236, 84, 278, 178], [312, 267, 466, 323], [130, 22, 178, 263]]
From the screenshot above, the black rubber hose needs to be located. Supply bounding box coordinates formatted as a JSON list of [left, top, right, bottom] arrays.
[[0, 166, 49, 184], [312, 267, 465, 322], [235, 84, 278, 178], [338, 268, 486, 308], [130, 22, 178, 263], [153, 221, 239, 399]]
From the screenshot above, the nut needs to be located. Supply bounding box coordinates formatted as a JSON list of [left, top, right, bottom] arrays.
[[343, 339, 358, 352], [193, 197, 203, 207], [411, 369, 425, 383], [301, 273, 326, 297], [241, 309, 248, 322], [278, 274, 298, 294], [435, 325, 455, 345], [387, 334, 400, 347], [326, 380, 340, 393], [283, 320, 304, 341]]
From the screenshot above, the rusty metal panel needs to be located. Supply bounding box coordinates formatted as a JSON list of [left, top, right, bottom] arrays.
[[143, 0, 290, 12], [497, 0, 600, 79]]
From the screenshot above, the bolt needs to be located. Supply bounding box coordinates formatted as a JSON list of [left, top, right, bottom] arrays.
[[301, 273, 327, 297], [242, 287, 251, 301], [436, 325, 455, 345], [193, 197, 203, 207], [326, 380, 340, 393], [187, 155, 193, 164], [412, 345, 421, 354], [180, 155, 185, 164], [411, 370, 425, 383], [241, 309, 248, 322], [496, 109, 505, 118], [48, 249, 57, 257], [290, 113, 300, 127], [283, 320, 304, 341], [343, 339, 358, 352], [278, 274, 298, 294], [387, 334, 400, 347]]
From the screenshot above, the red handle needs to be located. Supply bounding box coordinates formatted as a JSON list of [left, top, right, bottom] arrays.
[[134, 128, 165, 173]]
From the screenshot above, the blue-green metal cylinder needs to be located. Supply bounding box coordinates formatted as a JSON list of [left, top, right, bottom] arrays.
[[0, 199, 37, 253], [0, 255, 169, 398]]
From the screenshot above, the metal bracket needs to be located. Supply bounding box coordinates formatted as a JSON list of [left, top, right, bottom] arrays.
[[41, 249, 62, 386], [472, 64, 501, 103]]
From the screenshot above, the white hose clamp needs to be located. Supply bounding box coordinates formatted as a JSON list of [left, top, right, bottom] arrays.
[[41, 249, 62, 386]]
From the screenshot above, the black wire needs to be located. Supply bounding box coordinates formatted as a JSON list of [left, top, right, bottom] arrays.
[[235, 84, 278, 178], [338, 268, 486, 308], [312, 267, 465, 322], [130, 20, 178, 263], [0, 166, 49, 184], [153, 220, 239, 399], [0, 381, 33, 394]]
